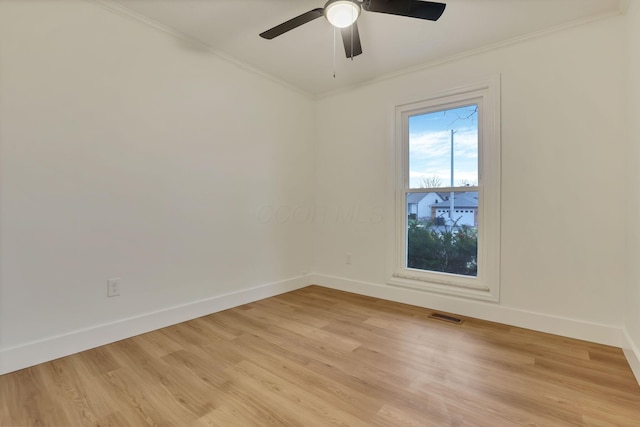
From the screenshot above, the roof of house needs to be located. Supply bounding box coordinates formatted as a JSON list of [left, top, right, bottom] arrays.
[[407, 192, 445, 204], [431, 193, 478, 208], [407, 193, 426, 204]]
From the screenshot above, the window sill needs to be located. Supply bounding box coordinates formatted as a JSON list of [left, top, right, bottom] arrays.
[[388, 273, 499, 302]]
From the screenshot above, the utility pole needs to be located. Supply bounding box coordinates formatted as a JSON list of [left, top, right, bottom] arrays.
[[450, 129, 457, 220]]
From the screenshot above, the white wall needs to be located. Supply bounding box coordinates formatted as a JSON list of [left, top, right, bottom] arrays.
[[313, 14, 628, 344], [624, 1, 640, 380], [0, 0, 315, 373], [1, 0, 636, 376]]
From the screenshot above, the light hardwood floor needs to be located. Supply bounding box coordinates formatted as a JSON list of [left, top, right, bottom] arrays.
[[1, 285, 639, 426]]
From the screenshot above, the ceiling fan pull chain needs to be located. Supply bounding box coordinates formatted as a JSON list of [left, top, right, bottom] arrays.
[[333, 26, 337, 78], [350, 12, 354, 60]]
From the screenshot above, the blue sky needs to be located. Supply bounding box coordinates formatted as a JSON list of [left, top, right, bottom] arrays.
[[409, 105, 478, 189]]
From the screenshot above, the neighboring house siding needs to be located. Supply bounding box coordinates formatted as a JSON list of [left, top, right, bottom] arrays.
[[407, 192, 444, 219], [417, 193, 442, 219]]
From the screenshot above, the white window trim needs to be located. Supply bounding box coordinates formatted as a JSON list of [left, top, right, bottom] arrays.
[[389, 76, 501, 302]]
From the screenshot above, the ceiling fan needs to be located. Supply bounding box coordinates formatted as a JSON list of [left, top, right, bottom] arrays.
[[259, 0, 446, 58]]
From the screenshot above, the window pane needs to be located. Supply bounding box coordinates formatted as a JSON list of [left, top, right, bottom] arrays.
[[408, 105, 478, 189], [406, 191, 478, 277]]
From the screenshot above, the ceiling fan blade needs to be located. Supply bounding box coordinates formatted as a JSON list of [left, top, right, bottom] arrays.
[[260, 8, 325, 39], [341, 22, 363, 58], [363, 0, 446, 21]]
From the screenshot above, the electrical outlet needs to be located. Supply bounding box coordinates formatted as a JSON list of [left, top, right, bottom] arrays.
[[107, 278, 121, 297], [345, 253, 352, 265]]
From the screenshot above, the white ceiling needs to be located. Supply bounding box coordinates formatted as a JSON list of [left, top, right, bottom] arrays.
[[105, 0, 624, 96]]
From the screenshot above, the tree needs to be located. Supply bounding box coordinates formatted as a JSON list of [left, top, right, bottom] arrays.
[[448, 105, 478, 126], [457, 179, 477, 187], [420, 175, 442, 188], [407, 218, 478, 276]]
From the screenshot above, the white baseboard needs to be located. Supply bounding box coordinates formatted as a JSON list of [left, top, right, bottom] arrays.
[[4, 272, 635, 386], [310, 274, 625, 348], [622, 328, 640, 385], [0, 275, 309, 375]]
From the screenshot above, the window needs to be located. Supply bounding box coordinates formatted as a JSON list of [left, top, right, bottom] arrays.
[[391, 77, 501, 301]]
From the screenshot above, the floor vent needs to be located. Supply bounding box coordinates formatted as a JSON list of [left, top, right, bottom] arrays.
[[429, 313, 463, 324]]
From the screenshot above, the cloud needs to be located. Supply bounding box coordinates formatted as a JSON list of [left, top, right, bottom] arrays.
[[408, 127, 478, 188]]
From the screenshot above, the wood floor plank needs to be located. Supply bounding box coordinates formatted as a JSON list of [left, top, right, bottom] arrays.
[[1, 285, 639, 426], [231, 331, 383, 421], [35, 356, 112, 425]]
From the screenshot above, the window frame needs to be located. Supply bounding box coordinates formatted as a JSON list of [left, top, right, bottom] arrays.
[[390, 76, 501, 302]]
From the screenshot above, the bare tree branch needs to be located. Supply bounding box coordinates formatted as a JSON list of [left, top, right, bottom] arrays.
[[420, 175, 442, 188]]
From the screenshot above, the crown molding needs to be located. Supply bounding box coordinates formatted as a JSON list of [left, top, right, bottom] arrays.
[[86, 0, 627, 101], [318, 4, 628, 99], [86, 0, 315, 100]]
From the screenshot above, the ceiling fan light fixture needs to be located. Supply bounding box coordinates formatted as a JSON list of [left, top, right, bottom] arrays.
[[324, 0, 361, 28]]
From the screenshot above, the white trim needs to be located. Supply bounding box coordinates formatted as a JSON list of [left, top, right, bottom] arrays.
[[622, 328, 640, 386], [87, 0, 314, 100], [4, 274, 637, 387], [310, 273, 625, 348], [0, 275, 309, 375], [392, 76, 501, 301], [89, 0, 627, 100], [318, 4, 627, 99]]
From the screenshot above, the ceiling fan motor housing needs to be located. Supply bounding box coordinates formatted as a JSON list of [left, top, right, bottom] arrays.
[[324, 0, 362, 28]]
